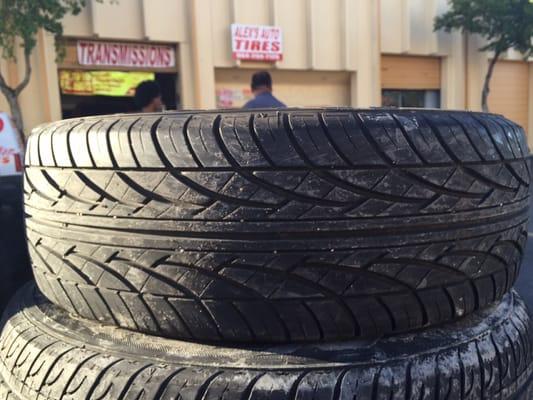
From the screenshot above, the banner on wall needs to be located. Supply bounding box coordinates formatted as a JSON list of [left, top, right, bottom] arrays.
[[59, 70, 155, 96], [0, 113, 23, 176], [77, 40, 175, 68], [231, 24, 283, 62], [216, 88, 253, 108]]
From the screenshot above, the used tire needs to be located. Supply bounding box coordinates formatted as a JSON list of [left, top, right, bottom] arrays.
[[24, 109, 530, 343], [1, 283, 532, 400]]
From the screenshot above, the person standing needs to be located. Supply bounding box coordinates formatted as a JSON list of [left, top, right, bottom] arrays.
[[243, 71, 286, 109], [134, 80, 165, 113]]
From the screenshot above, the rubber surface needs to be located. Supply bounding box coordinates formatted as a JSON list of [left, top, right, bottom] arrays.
[[24, 109, 530, 343], [1, 283, 533, 399]]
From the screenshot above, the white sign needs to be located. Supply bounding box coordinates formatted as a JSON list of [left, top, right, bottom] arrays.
[[231, 24, 283, 62], [77, 40, 175, 68], [0, 113, 23, 176]]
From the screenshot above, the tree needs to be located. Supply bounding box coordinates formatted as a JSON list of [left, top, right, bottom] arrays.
[[0, 0, 88, 143], [434, 0, 533, 112]]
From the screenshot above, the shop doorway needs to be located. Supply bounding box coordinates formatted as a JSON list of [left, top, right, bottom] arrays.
[[60, 71, 178, 118]]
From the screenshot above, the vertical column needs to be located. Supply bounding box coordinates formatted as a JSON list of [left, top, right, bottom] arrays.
[[271, 0, 280, 69], [425, 0, 439, 54], [36, 30, 61, 122], [345, 0, 358, 108], [17, 31, 60, 131], [230, 0, 241, 67], [176, 0, 195, 109], [440, 31, 466, 110], [401, 0, 411, 53], [190, 0, 216, 108], [465, 34, 488, 111], [353, 0, 381, 107], [179, 41, 196, 109], [343, 0, 358, 71], [306, 0, 316, 69]]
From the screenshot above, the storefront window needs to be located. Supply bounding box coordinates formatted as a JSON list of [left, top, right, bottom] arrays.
[[59, 70, 178, 118], [382, 90, 440, 108]]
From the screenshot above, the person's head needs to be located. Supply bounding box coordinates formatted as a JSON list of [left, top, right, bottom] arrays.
[[251, 71, 273, 95], [134, 80, 163, 112]]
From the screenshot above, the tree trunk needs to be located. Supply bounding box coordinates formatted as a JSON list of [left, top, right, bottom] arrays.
[[481, 50, 502, 112]]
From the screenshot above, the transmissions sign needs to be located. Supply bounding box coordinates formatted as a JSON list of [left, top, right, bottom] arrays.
[[77, 40, 175, 68], [231, 24, 283, 62]]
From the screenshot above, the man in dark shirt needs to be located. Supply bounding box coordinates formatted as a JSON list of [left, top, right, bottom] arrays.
[[134, 80, 165, 113], [243, 71, 286, 109]]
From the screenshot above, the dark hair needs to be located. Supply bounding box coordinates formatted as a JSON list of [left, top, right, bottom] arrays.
[[134, 80, 161, 109], [251, 71, 273, 91]]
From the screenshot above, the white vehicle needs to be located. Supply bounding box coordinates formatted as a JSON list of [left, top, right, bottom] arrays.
[[0, 112, 23, 177]]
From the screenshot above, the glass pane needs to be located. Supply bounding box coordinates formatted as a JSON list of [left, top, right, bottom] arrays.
[[401, 91, 425, 107], [424, 90, 440, 108], [382, 90, 441, 109], [382, 90, 401, 107]]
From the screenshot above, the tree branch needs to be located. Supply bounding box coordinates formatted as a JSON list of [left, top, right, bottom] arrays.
[[14, 50, 32, 96]]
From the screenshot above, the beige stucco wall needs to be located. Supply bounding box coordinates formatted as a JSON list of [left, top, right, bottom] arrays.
[[0, 0, 194, 134], [381, 0, 466, 110], [381, 0, 532, 137], [61, 0, 189, 42], [202, 0, 380, 108], [4, 0, 373, 125], [62, 0, 195, 109], [381, 0, 443, 55], [0, 0, 531, 137], [0, 31, 61, 133]]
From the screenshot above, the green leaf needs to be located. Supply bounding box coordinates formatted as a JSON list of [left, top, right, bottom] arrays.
[[0, 0, 88, 60], [434, 0, 533, 56]]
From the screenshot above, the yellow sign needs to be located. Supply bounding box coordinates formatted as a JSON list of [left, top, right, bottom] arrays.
[[59, 70, 155, 96]]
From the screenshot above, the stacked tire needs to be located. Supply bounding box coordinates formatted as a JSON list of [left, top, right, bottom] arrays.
[[0, 108, 531, 399]]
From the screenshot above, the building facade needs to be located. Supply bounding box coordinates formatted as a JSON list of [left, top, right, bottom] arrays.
[[0, 0, 532, 145]]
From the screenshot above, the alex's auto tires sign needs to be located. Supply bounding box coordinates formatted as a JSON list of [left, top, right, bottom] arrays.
[[0, 113, 23, 176], [231, 24, 283, 61]]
